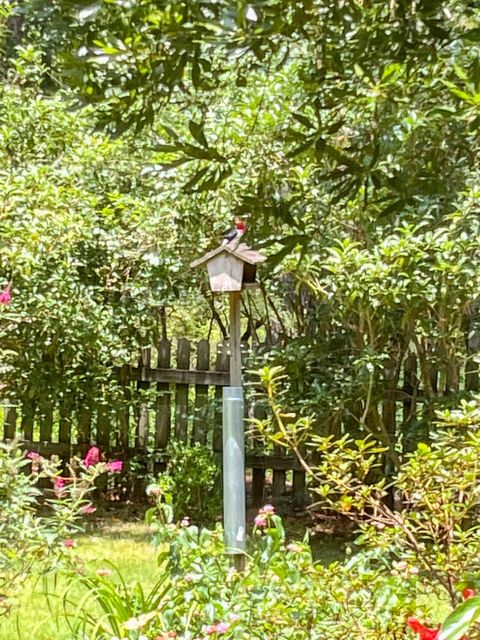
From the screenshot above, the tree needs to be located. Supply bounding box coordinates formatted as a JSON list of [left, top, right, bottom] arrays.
[[3, 0, 480, 464]]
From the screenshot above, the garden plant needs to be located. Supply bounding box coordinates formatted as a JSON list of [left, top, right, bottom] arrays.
[[2, 1, 480, 639], [0, 442, 122, 616]]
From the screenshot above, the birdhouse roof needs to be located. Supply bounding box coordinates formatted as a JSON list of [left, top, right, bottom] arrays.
[[190, 243, 267, 268]]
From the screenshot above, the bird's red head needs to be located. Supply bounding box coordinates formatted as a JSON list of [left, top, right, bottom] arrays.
[[235, 218, 247, 232]]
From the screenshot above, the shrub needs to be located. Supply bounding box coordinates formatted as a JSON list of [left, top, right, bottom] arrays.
[[59, 502, 426, 640], [252, 367, 480, 609], [148, 441, 221, 525], [0, 442, 122, 615]]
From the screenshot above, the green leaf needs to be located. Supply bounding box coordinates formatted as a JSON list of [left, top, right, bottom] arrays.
[[438, 596, 480, 640], [182, 166, 210, 192], [188, 121, 209, 148], [462, 28, 480, 42], [292, 112, 314, 129]]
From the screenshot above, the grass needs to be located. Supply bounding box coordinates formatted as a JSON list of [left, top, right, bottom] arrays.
[[0, 520, 159, 640]]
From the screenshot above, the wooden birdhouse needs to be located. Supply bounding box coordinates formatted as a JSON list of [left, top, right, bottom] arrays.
[[191, 243, 266, 293]]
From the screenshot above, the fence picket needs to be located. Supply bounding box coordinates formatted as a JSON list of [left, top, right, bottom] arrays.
[[402, 353, 417, 455], [77, 405, 92, 445], [175, 338, 191, 442], [21, 400, 35, 441], [97, 402, 110, 451], [383, 358, 397, 471], [136, 347, 151, 449], [192, 340, 210, 445], [155, 339, 171, 449], [251, 468, 265, 508], [58, 400, 72, 444], [3, 404, 16, 440], [117, 366, 131, 452], [292, 470, 306, 508], [39, 402, 53, 443]]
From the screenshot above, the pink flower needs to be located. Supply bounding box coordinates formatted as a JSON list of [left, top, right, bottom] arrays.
[[230, 613, 240, 622], [205, 625, 217, 635], [63, 539, 75, 548], [96, 568, 112, 577], [215, 622, 229, 633], [81, 503, 97, 515], [0, 283, 12, 305], [106, 459, 123, 473], [259, 504, 275, 515], [254, 514, 267, 527], [180, 517, 190, 527], [54, 477, 67, 496], [463, 588, 476, 599], [184, 573, 195, 583], [84, 446, 100, 467], [286, 543, 303, 553], [27, 451, 40, 460]]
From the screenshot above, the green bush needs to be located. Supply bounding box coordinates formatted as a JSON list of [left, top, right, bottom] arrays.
[[253, 367, 480, 610], [58, 504, 425, 640], [148, 441, 221, 525]]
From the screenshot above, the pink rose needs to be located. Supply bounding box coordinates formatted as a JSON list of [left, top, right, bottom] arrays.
[[106, 460, 123, 473], [84, 446, 100, 467]]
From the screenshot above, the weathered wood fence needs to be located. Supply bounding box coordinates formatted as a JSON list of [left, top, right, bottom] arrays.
[[1, 338, 305, 508], [4, 334, 480, 509]]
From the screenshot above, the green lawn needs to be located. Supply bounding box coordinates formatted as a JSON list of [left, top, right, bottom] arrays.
[[0, 520, 159, 640]]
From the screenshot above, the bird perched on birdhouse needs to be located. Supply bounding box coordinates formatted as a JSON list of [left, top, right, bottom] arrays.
[[222, 218, 247, 249]]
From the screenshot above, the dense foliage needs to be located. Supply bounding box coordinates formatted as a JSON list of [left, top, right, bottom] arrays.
[[61, 502, 425, 640], [1, 1, 479, 460], [3, 4, 480, 638], [149, 440, 221, 524]]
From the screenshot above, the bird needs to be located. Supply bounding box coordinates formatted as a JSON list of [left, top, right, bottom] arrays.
[[221, 217, 247, 249]]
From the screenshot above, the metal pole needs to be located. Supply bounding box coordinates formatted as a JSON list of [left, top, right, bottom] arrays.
[[222, 290, 245, 570], [223, 386, 245, 568]]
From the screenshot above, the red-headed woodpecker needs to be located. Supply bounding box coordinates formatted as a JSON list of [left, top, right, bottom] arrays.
[[221, 218, 247, 247]]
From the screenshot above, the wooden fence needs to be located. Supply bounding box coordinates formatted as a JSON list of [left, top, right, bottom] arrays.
[[1, 338, 305, 508], [5, 334, 479, 509]]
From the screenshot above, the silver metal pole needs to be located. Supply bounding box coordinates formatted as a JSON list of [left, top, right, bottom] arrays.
[[223, 385, 246, 567]]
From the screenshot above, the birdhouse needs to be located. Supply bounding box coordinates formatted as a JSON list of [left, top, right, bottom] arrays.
[[191, 243, 266, 293]]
